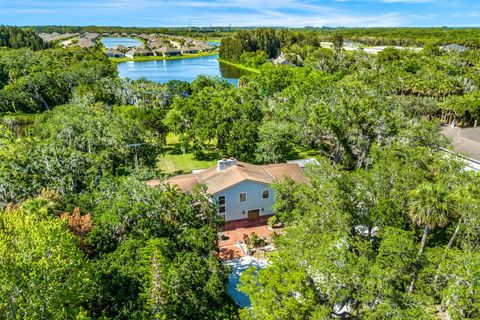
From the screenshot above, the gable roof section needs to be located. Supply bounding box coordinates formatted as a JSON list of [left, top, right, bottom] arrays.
[[153, 161, 308, 194]]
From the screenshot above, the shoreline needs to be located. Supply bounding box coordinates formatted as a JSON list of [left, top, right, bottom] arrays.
[[109, 51, 219, 63], [217, 58, 260, 74]]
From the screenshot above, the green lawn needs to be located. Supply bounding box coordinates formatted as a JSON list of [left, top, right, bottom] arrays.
[[157, 134, 320, 175], [217, 58, 261, 74], [157, 153, 217, 175], [157, 134, 218, 174]]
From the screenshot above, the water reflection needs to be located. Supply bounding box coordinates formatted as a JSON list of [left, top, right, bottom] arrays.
[[117, 54, 249, 85]]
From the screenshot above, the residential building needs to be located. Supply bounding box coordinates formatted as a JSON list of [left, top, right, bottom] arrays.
[[105, 48, 125, 58], [154, 47, 182, 57], [125, 48, 154, 58], [147, 158, 309, 227]]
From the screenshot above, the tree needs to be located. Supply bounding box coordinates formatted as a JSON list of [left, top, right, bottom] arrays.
[[0, 197, 94, 319], [407, 182, 456, 292], [331, 32, 344, 53]]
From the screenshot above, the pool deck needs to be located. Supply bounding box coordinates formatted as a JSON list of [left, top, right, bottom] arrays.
[[218, 223, 283, 260]]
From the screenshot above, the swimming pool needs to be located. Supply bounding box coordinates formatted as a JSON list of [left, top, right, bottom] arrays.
[[224, 256, 267, 308]]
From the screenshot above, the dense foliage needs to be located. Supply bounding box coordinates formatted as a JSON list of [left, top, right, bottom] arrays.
[[0, 26, 46, 50], [240, 148, 480, 319], [0, 47, 116, 113], [1, 26, 480, 319]]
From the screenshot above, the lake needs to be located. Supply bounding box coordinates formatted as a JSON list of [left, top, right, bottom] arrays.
[[117, 54, 248, 85], [101, 37, 141, 48]]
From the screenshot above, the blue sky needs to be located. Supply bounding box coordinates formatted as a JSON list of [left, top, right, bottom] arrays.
[[1, 0, 479, 27]]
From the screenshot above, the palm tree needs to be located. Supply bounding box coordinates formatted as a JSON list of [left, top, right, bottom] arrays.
[[407, 182, 455, 292], [445, 183, 479, 250]]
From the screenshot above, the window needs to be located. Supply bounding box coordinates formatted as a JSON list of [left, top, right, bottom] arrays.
[[218, 196, 226, 215], [239, 192, 247, 203], [262, 189, 270, 199], [219, 196, 225, 205]]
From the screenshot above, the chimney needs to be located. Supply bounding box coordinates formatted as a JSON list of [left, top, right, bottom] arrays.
[[218, 157, 237, 171]]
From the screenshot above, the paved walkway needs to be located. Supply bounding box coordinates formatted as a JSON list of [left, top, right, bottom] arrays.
[[218, 224, 283, 260]]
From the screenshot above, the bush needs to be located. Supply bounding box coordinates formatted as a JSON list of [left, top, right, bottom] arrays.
[[267, 215, 278, 228]]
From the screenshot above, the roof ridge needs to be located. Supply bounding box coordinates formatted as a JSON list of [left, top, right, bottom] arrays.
[[261, 164, 276, 180]]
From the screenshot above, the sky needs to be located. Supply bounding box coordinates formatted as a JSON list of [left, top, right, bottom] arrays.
[[1, 0, 479, 28]]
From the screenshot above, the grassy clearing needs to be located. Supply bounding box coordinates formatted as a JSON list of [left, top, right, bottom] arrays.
[[109, 51, 218, 63], [157, 154, 217, 175], [157, 134, 218, 174], [217, 58, 261, 74]]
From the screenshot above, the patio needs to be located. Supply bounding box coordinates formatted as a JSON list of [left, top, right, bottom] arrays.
[[218, 223, 284, 260]]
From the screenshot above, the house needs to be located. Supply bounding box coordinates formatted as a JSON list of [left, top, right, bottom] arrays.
[[181, 46, 201, 54], [154, 47, 182, 57], [441, 44, 468, 53], [105, 48, 125, 58], [272, 52, 303, 66], [147, 158, 309, 227], [74, 37, 97, 48], [113, 44, 127, 51], [442, 125, 480, 172], [125, 48, 154, 58]]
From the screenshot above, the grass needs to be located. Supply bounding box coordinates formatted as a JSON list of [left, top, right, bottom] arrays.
[[157, 134, 218, 174], [217, 58, 261, 74], [157, 153, 217, 175], [109, 51, 218, 63]]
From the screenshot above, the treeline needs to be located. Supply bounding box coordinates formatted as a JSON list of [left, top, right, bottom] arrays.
[[0, 47, 116, 113], [0, 26, 47, 50], [303, 27, 480, 48], [24, 25, 235, 38], [220, 28, 480, 64]]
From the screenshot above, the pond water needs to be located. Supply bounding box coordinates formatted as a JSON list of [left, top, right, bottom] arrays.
[[117, 54, 247, 85], [224, 257, 267, 308], [206, 41, 220, 47], [101, 37, 141, 48]]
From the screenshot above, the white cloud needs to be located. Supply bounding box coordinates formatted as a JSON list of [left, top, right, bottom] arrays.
[[0, 0, 474, 27]]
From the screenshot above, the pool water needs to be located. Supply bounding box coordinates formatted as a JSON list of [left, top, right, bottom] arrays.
[[224, 256, 267, 308]]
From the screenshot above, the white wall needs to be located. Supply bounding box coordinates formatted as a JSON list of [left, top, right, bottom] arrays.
[[213, 180, 275, 222]]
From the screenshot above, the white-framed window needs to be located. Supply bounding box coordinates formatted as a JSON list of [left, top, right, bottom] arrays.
[[239, 192, 247, 203], [218, 195, 226, 215], [262, 189, 270, 199]]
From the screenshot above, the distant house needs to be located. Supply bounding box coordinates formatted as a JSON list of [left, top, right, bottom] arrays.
[[83, 32, 99, 40], [147, 158, 309, 226], [155, 47, 182, 57], [75, 37, 97, 48], [441, 44, 468, 52], [125, 48, 154, 58], [113, 44, 127, 51], [272, 52, 303, 66], [149, 40, 166, 49], [181, 46, 201, 54], [105, 48, 125, 58]]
